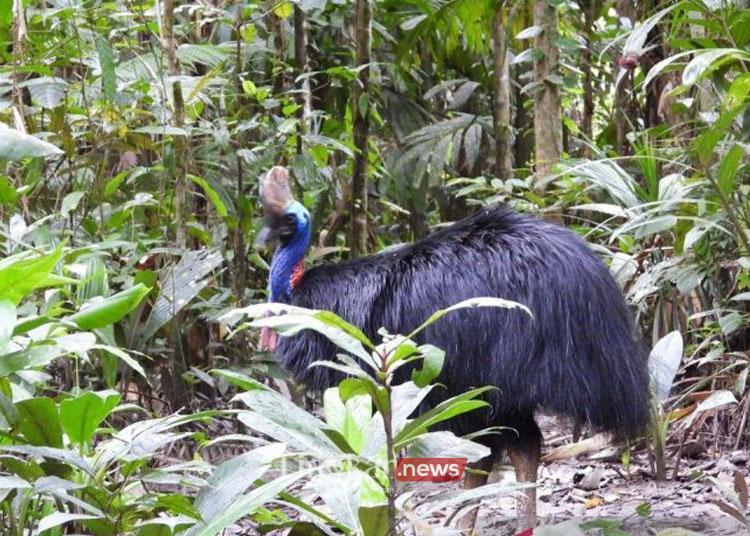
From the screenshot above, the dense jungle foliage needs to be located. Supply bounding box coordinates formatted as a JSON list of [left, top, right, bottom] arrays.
[[1, 0, 750, 534]]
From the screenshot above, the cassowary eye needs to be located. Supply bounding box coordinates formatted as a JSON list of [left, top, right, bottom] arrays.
[[277, 213, 298, 240]]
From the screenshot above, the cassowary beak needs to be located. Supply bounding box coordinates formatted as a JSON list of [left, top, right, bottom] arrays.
[[256, 165, 295, 248]]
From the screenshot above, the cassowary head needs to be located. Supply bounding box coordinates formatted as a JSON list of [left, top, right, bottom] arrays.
[[259, 166, 312, 303]]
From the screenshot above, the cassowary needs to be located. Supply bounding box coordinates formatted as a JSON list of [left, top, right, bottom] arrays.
[[258, 166, 649, 529]]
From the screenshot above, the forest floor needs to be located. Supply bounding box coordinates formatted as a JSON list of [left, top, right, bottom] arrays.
[[215, 414, 749, 535], [468, 416, 749, 535]]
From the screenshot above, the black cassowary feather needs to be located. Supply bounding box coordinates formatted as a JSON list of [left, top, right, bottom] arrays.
[[276, 205, 649, 445]]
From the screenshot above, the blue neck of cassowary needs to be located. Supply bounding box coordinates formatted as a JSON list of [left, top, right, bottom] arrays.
[[269, 205, 311, 302]]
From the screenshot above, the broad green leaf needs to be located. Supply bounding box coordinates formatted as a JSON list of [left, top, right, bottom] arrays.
[[515, 25, 542, 39], [273, 1, 293, 18], [311, 472, 361, 532], [324, 389, 370, 454], [187, 468, 317, 536], [61, 191, 85, 216], [91, 344, 148, 380], [314, 310, 375, 349], [139, 249, 222, 343], [0, 245, 64, 305], [359, 505, 388, 536], [60, 390, 121, 445], [407, 431, 490, 462], [22, 77, 66, 109], [648, 331, 683, 403], [622, 4, 678, 56], [411, 344, 444, 387], [718, 144, 743, 196], [0, 474, 30, 502], [409, 297, 531, 339], [0, 300, 15, 354], [76, 256, 108, 302], [251, 314, 376, 369], [194, 443, 284, 522], [0, 344, 64, 376], [97, 37, 117, 103], [693, 105, 746, 165], [189, 175, 229, 217], [395, 386, 495, 446], [38, 512, 102, 534], [210, 369, 271, 392], [16, 397, 63, 448], [0, 123, 63, 160], [683, 48, 750, 86], [684, 390, 737, 427], [236, 390, 339, 456], [0, 444, 92, 473], [68, 283, 150, 330]]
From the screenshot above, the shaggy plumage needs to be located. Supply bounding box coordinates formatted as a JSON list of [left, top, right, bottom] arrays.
[[275, 205, 650, 445]]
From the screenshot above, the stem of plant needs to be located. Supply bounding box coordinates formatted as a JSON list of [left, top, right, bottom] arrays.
[[379, 348, 397, 534]]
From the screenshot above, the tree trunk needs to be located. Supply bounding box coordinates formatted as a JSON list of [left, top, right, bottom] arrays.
[[294, 5, 312, 155], [161, 0, 190, 409], [161, 0, 188, 249], [581, 0, 595, 158], [615, 0, 635, 155], [349, 0, 371, 258], [268, 8, 286, 96], [233, 8, 248, 302], [532, 0, 562, 187], [492, 4, 512, 180]]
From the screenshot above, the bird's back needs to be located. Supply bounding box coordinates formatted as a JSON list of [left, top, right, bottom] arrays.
[[278, 206, 650, 440]]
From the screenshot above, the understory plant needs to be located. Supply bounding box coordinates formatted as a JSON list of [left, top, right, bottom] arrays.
[[209, 297, 535, 536]]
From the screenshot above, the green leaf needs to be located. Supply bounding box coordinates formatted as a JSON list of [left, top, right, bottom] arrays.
[[15, 397, 63, 448], [0, 123, 63, 160], [409, 297, 532, 339], [394, 386, 495, 446], [68, 283, 150, 330], [194, 443, 284, 522], [60, 390, 121, 445], [411, 344, 444, 388], [236, 392, 339, 457], [515, 25, 542, 39], [359, 505, 389, 536], [189, 175, 229, 217], [188, 468, 317, 536], [648, 331, 683, 403], [324, 389, 371, 454], [693, 105, 746, 165], [0, 300, 15, 354], [61, 191, 85, 216], [273, 1, 293, 18], [311, 473, 361, 532], [407, 431, 490, 462], [38, 512, 102, 534], [252, 314, 377, 369], [683, 48, 750, 86], [242, 79, 257, 96], [0, 245, 64, 305], [314, 310, 374, 349], [97, 38, 117, 103], [0, 175, 17, 206], [210, 369, 271, 392], [94, 345, 146, 378], [718, 144, 743, 196]]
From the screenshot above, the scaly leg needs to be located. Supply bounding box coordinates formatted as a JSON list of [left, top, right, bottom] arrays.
[[506, 419, 542, 529]]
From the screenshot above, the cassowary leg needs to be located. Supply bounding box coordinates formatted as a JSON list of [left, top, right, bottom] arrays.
[[458, 453, 496, 534], [506, 419, 542, 529]]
